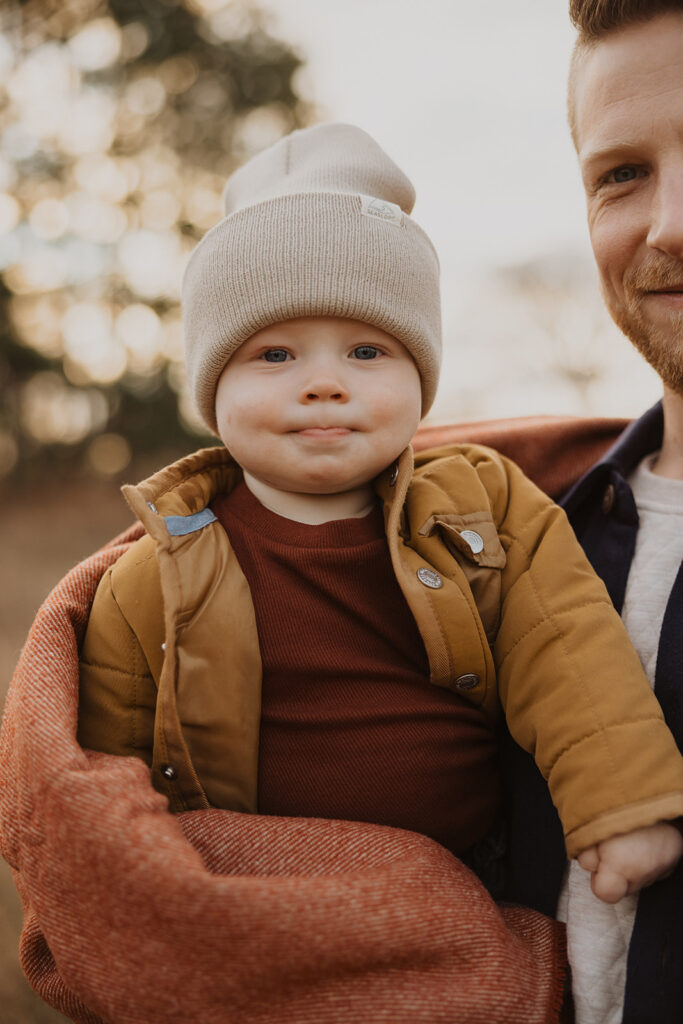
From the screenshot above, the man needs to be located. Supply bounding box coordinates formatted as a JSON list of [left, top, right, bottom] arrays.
[[504, 3, 683, 1023]]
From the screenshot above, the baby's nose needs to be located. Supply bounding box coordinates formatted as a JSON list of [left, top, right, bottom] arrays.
[[300, 373, 349, 402]]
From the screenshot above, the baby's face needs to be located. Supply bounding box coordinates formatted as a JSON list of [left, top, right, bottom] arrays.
[[214, 316, 422, 500]]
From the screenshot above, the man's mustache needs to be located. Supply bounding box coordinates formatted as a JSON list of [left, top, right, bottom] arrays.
[[627, 258, 683, 294]]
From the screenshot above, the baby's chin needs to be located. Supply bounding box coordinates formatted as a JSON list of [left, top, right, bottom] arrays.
[[290, 466, 390, 494]]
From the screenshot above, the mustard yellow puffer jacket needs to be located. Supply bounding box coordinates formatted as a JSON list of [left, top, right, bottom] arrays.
[[78, 443, 683, 857]]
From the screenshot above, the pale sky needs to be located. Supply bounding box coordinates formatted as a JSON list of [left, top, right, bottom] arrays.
[[259, 0, 662, 420], [266, 0, 585, 269]]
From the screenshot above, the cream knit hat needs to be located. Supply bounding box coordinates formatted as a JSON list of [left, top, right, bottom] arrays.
[[182, 123, 441, 433]]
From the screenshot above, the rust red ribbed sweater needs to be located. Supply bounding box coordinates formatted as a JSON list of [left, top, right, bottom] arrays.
[[212, 481, 500, 856]]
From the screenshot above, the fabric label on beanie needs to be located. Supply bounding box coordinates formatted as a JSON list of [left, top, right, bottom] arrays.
[[359, 194, 403, 227]]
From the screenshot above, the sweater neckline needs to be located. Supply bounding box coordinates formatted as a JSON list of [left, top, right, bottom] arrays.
[[213, 480, 386, 549]]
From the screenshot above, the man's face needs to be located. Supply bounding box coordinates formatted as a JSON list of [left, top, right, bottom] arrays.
[[573, 12, 683, 393], [214, 317, 422, 500]]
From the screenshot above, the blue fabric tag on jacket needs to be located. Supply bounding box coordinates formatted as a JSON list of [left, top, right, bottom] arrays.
[[163, 507, 217, 536]]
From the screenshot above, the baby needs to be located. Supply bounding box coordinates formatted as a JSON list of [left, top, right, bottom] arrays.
[[78, 123, 683, 905]]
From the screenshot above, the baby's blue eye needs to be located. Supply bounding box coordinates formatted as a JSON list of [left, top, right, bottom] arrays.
[[352, 345, 379, 360], [263, 349, 289, 362]]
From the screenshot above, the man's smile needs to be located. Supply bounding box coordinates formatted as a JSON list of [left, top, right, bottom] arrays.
[[643, 289, 683, 309]]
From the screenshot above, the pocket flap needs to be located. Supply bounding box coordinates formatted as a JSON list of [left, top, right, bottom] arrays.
[[418, 513, 506, 569]]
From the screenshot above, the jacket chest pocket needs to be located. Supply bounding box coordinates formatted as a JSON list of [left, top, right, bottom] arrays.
[[418, 513, 506, 645]]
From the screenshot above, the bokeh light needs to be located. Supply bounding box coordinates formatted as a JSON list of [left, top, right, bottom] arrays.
[[116, 304, 163, 374], [0, 193, 21, 234], [9, 294, 64, 358], [117, 230, 185, 299], [66, 192, 128, 244], [61, 302, 127, 384], [72, 154, 137, 202], [59, 88, 117, 155], [20, 372, 107, 445], [0, 0, 311, 477], [28, 198, 69, 241], [68, 18, 122, 72], [86, 432, 131, 475]]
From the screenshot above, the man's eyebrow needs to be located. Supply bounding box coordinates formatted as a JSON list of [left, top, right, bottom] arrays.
[[580, 139, 643, 168]]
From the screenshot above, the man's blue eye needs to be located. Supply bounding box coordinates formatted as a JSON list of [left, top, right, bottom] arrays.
[[353, 345, 379, 360], [610, 166, 638, 183], [263, 349, 289, 362]]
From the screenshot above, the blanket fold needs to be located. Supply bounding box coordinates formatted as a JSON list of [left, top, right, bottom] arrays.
[[1, 438, 575, 1024]]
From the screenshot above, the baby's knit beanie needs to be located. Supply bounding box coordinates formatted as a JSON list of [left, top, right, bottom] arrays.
[[182, 122, 441, 433]]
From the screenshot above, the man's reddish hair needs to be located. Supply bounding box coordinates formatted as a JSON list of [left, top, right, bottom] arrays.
[[570, 0, 682, 37]]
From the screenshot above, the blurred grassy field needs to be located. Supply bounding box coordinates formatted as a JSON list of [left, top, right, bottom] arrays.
[[1, 473, 135, 1023]]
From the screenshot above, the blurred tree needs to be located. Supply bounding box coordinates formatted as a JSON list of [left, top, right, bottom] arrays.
[[0, 0, 313, 482]]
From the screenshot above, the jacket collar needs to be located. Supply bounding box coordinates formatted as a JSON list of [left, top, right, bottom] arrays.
[[587, 400, 663, 476], [562, 401, 663, 518], [122, 446, 241, 541], [123, 444, 417, 541]]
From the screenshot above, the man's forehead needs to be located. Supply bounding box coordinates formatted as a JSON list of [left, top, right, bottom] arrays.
[[574, 11, 683, 156]]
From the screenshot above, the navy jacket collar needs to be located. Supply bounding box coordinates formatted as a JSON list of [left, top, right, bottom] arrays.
[[560, 401, 663, 616], [562, 400, 663, 519]]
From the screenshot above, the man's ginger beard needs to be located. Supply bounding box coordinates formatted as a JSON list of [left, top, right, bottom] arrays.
[[609, 256, 683, 396]]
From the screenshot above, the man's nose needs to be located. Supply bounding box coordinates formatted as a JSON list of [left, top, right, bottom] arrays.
[[647, 165, 683, 260]]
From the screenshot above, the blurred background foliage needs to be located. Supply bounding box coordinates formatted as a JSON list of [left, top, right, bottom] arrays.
[[0, 0, 313, 484]]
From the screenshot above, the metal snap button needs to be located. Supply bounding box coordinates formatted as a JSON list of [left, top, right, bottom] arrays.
[[460, 529, 484, 554], [417, 567, 443, 589], [602, 483, 615, 515], [389, 462, 399, 486], [161, 764, 177, 780], [454, 673, 480, 691]]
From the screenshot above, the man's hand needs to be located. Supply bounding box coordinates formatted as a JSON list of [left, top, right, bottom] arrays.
[[577, 821, 683, 903]]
